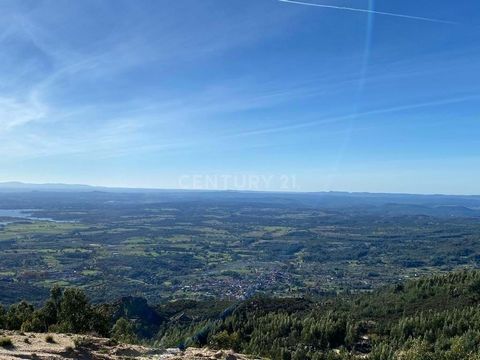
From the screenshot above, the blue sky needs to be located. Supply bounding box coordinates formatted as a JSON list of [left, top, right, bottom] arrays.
[[0, 0, 479, 194]]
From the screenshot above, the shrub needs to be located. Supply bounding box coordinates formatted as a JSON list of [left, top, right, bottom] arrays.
[[45, 334, 55, 343], [0, 336, 13, 347], [111, 318, 138, 344], [105, 338, 118, 346], [209, 330, 240, 351], [73, 336, 94, 348]]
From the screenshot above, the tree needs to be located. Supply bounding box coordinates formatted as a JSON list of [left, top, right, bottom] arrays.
[[0, 305, 5, 329], [58, 288, 91, 333], [21, 310, 46, 332], [6, 301, 34, 330], [209, 330, 240, 351], [112, 318, 138, 344], [402, 340, 435, 360]]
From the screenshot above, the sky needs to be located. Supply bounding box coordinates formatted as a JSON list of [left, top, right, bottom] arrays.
[[0, 0, 479, 194]]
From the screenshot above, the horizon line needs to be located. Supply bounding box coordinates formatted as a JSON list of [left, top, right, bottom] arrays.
[[0, 181, 478, 197]]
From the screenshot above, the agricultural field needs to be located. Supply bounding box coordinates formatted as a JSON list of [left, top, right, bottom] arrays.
[[1, 190, 480, 304]]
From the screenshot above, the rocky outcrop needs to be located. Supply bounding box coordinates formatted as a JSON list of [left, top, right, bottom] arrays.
[[0, 331, 262, 359]]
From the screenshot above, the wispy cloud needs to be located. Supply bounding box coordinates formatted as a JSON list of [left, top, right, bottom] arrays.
[[0, 0, 477, 192], [0, 96, 47, 132], [225, 93, 480, 138], [278, 0, 457, 24]]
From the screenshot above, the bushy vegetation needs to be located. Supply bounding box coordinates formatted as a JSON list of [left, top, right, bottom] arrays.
[[45, 334, 55, 343], [0, 336, 13, 347], [111, 317, 138, 344], [0, 286, 110, 337], [155, 270, 480, 359], [2, 270, 480, 358]]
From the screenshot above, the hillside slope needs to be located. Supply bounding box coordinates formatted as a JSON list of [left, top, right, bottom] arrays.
[[3, 270, 480, 359]]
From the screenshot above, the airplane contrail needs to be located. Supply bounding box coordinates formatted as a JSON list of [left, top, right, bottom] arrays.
[[228, 94, 480, 138], [279, 0, 456, 25]]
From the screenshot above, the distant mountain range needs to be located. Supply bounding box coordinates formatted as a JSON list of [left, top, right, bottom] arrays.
[[0, 182, 203, 193], [0, 181, 99, 192], [1, 182, 480, 218], [0, 181, 479, 198], [0, 181, 478, 197]]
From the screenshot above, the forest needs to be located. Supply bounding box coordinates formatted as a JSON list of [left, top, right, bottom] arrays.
[[2, 269, 480, 359]]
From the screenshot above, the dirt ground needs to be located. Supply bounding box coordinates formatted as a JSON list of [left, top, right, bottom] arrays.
[[0, 331, 262, 360]]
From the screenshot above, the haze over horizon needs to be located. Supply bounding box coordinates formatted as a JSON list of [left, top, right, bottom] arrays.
[[1, 0, 479, 194], [1, 180, 480, 197]]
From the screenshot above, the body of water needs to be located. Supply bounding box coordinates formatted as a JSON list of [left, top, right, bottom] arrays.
[[0, 209, 62, 224]]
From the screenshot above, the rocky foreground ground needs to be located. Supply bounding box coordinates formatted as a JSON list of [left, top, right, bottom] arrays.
[[0, 331, 262, 360]]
